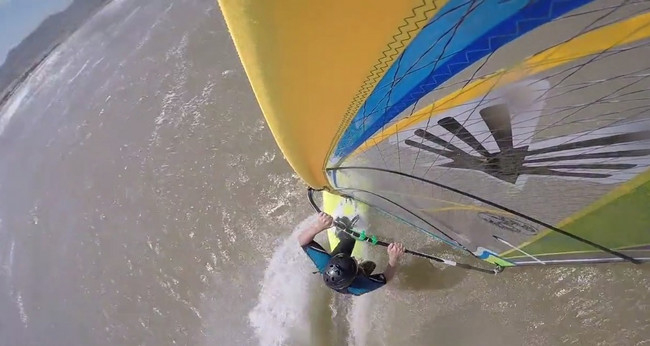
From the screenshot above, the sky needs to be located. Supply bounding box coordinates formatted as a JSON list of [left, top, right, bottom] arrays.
[[0, 0, 72, 65]]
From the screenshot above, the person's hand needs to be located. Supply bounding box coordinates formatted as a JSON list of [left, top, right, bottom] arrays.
[[315, 212, 333, 231], [387, 243, 405, 266]]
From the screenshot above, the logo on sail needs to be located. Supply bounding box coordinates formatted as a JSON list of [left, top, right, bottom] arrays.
[[404, 103, 650, 185]]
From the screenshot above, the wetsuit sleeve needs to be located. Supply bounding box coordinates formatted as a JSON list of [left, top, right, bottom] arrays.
[[301, 241, 331, 273], [346, 273, 386, 296]]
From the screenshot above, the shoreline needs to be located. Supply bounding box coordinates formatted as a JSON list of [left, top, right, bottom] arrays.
[[0, 43, 60, 110], [0, 0, 114, 113]]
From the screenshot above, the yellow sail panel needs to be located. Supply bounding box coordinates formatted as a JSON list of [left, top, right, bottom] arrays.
[[217, 0, 440, 188]]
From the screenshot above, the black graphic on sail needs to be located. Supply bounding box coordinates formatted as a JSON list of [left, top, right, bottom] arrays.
[[478, 212, 538, 235], [405, 104, 650, 184]]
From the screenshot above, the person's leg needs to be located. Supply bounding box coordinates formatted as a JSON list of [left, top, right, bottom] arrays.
[[331, 231, 356, 257]]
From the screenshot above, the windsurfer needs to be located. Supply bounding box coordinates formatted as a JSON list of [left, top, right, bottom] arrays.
[[299, 212, 405, 295]]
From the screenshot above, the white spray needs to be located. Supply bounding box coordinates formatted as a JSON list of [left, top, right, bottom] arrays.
[[248, 214, 323, 346], [347, 293, 373, 346]]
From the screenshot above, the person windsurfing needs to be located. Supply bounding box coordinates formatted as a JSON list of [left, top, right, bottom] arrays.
[[299, 212, 405, 295]]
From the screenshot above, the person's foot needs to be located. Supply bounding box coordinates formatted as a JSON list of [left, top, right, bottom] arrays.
[[336, 229, 354, 241], [336, 216, 353, 228], [358, 261, 376, 276]]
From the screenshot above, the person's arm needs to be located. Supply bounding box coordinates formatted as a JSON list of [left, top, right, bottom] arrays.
[[348, 244, 404, 295], [298, 212, 333, 246], [383, 243, 405, 282]]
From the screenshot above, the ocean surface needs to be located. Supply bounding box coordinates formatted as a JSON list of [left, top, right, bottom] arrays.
[[0, 0, 648, 345]]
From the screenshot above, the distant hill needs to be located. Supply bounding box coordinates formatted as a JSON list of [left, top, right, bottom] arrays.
[[0, 0, 111, 107]]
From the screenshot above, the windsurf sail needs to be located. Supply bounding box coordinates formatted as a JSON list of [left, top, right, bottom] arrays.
[[218, 0, 650, 267]]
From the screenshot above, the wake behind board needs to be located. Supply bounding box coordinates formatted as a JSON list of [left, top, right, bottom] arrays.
[[322, 191, 368, 258]]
